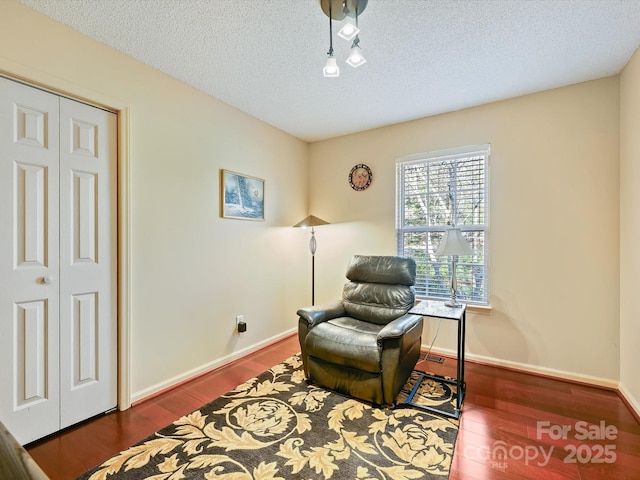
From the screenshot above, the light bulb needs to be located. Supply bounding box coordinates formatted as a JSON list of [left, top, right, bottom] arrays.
[[323, 56, 340, 77], [338, 21, 359, 41], [346, 46, 366, 68]]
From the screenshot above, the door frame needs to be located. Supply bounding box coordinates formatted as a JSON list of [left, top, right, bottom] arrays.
[[0, 60, 132, 409]]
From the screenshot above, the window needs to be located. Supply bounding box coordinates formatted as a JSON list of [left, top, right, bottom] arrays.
[[396, 145, 489, 304]]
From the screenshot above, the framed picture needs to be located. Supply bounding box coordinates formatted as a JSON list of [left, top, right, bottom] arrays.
[[221, 169, 265, 221]]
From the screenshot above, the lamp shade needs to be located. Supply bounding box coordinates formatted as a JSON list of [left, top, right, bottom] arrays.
[[435, 227, 473, 256], [346, 46, 366, 67], [338, 21, 359, 41], [323, 57, 340, 77], [293, 215, 330, 228]]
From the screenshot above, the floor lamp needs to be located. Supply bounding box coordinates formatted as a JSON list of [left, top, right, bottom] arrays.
[[294, 215, 330, 305], [435, 226, 474, 307]]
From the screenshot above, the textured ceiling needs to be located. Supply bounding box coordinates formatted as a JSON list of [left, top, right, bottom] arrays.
[[16, 0, 640, 142]]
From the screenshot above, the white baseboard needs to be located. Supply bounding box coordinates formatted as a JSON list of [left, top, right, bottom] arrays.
[[422, 345, 619, 390], [618, 382, 640, 420], [131, 327, 297, 404]]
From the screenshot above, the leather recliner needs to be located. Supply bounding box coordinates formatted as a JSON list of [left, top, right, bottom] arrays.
[[297, 255, 423, 406]]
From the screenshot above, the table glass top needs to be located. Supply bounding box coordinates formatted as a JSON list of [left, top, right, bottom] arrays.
[[408, 300, 465, 320]]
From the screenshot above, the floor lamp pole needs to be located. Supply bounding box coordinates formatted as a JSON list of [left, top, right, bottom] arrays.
[[310, 226, 317, 306], [311, 254, 315, 306], [293, 215, 329, 307]]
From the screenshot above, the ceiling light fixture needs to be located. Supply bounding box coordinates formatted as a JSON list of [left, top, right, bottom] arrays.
[[320, 0, 368, 75], [322, 0, 339, 77], [346, 36, 366, 68], [323, 56, 339, 77], [338, 1, 360, 42], [338, 21, 359, 41]]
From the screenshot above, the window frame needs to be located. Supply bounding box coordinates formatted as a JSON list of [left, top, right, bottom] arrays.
[[396, 145, 490, 305]]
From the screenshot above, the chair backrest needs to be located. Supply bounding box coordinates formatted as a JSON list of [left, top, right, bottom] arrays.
[[342, 255, 416, 325]]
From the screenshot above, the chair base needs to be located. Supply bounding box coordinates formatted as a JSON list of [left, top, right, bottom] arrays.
[[307, 356, 387, 406]]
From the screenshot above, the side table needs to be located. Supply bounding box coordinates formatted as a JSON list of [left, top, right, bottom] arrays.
[[405, 300, 466, 419]]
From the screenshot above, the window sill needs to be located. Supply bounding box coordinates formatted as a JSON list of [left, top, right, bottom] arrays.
[[466, 304, 492, 315]]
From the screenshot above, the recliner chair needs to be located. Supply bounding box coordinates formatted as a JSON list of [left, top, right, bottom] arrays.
[[297, 255, 423, 406]]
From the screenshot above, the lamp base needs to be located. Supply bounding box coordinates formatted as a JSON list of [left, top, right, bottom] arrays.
[[445, 300, 463, 308]]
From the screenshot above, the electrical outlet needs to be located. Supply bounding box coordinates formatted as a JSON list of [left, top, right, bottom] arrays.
[[236, 315, 247, 333]]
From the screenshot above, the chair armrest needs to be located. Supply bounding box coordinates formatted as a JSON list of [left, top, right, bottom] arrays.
[[297, 301, 345, 328], [0, 420, 50, 480], [377, 314, 423, 340]]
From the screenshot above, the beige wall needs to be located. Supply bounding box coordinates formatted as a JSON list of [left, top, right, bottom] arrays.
[[1, 0, 635, 411], [0, 1, 310, 402], [620, 47, 640, 412], [309, 78, 621, 384]]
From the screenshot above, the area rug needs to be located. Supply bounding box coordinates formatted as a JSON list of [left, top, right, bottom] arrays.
[[78, 355, 459, 480]]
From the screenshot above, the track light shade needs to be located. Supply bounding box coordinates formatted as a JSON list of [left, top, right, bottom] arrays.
[[323, 56, 340, 77], [338, 21, 359, 41], [346, 45, 366, 67]]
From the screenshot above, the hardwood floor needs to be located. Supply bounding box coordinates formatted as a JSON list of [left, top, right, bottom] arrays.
[[26, 334, 640, 479]]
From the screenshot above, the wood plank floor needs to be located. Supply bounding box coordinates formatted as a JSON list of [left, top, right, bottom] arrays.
[[26, 334, 640, 479]]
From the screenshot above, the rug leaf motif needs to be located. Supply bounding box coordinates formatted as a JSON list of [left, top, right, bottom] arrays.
[[378, 464, 430, 480], [306, 445, 339, 478], [341, 430, 378, 455], [276, 438, 310, 474], [327, 398, 366, 431], [203, 425, 274, 450], [251, 461, 285, 480], [156, 453, 181, 473], [356, 465, 377, 479], [289, 388, 331, 412], [86, 438, 183, 480]]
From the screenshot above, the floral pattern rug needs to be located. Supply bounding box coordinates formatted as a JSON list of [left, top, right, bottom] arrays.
[[77, 355, 459, 480]]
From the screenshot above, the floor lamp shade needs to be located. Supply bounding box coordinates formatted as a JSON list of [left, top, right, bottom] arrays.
[[435, 227, 473, 307], [293, 215, 330, 229], [294, 215, 330, 305]]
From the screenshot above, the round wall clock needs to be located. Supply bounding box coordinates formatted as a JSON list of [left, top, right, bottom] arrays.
[[349, 163, 372, 191]]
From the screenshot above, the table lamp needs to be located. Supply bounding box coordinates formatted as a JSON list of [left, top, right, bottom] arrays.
[[435, 226, 474, 307]]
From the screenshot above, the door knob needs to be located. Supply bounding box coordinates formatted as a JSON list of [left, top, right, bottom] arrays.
[[42, 275, 55, 284]]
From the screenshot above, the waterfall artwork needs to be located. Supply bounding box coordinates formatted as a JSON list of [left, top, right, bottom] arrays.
[[221, 169, 265, 221]]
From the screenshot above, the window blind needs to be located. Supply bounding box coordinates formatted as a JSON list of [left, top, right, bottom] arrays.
[[396, 146, 489, 304]]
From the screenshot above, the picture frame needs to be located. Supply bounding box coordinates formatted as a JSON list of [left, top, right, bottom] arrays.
[[221, 169, 265, 221]]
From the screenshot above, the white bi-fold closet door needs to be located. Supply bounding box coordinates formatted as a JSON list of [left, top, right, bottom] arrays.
[[0, 76, 117, 445]]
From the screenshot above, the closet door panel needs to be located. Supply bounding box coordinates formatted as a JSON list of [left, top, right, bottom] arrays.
[[0, 77, 61, 445], [58, 98, 117, 428]]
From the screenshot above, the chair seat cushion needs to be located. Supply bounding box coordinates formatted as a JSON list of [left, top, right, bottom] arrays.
[[304, 317, 383, 373]]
